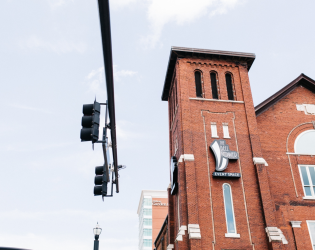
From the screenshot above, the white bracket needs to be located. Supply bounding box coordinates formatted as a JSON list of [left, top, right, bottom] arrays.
[[188, 224, 201, 239], [253, 157, 268, 166], [175, 226, 187, 242], [178, 154, 195, 162], [265, 227, 288, 244], [167, 244, 174, 250], [290, 221, 302, 228]]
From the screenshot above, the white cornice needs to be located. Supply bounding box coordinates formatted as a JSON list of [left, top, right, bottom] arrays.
[[137, 190, 168, 215]]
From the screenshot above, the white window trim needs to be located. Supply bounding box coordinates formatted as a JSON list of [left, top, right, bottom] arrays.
[[222, 183, 239, 237], [294, 130, 315, 154], [174, 135, 178, 154], [298, 165, 315, 199], [223, 124, 231, 139], [307, 221, 315, 250], [225, 233, 240, 238], [211, 123, 219, 138], [178, 195, 181, 230], [303, 197, 315, 200]]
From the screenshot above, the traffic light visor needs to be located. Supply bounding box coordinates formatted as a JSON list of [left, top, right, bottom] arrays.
[[95, 175, 103, 185], [80, 128, 93, 141], [95, 166, 103, 175], [82, 116, 93, 127], [94, 186, 102, 196], [83, 104, 94, 115]]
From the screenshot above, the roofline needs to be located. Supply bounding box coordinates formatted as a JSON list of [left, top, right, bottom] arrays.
[[137, 190, 168, 215], [255, 73, 315, 116], [170, 46, 256, 58], [161, 46, 256, 101]]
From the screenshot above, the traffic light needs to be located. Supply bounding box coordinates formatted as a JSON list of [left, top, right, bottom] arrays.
[[94, 165, 109, 196], [80, 101, 100, 143]]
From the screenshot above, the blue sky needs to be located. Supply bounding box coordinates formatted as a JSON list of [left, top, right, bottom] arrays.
[[0, 0, 314, 249]]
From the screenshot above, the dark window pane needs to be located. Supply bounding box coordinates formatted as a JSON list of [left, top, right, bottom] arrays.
[[210, 72, 218, 99], [195, 71, 202, 98], [225, 73, 234, 100]]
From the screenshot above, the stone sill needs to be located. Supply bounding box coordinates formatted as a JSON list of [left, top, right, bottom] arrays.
[[303, 197, 315, 200], [189, 97, 244, 104], [225, 233, 240, 238]]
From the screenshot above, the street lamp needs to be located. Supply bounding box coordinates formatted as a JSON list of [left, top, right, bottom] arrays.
[[93, 222, 102, 250]]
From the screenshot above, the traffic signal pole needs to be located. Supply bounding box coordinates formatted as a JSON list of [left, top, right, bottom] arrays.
[[97, 0, 119, 193], [101, 101, 114, 198], [80, 0, 123, 199]]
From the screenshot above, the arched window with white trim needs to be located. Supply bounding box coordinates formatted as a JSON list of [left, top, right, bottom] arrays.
[[295, 130, 315, 155], [223, 183, 239, 237], [295, 130, 315, 199]]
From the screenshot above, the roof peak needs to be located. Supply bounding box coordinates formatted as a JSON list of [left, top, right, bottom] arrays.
[[255, 74, 315, 116]]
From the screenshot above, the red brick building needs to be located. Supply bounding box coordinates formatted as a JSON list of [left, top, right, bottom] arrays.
[[158, 46, 315, 250]]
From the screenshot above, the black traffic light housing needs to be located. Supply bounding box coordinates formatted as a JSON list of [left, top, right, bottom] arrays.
[[80, 100, 124, 199], [94, 164, 109, 196], [80, 100, 100, 143]]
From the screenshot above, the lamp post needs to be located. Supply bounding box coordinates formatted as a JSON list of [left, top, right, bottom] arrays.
[[93, 222, 102, 250]]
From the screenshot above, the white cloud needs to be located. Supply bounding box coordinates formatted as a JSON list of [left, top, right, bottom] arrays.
[[19, 35, 87, 54], [10, 103, 52, 114], [85, 66, 137, 94], [111, 0, 139, 8], [47, 0, 75, 9], [144, 0, 244, 46], [86, 66, 106, 95], [113, 0, 244, 47], [114, 65, 138, 82]]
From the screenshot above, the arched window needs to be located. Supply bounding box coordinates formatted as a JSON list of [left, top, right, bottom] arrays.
[[223, 184, 238, 236], [296, 130, 315, 198], [210, 72, 219, 99], [225, 73, 234, 100], [195, 71, 203, 98], [295, 130, 315, 155]]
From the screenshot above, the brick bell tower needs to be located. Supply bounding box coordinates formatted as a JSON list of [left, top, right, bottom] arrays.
[[162, 47, 286, 250]]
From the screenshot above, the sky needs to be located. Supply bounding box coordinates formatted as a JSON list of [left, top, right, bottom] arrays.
[[0, 0, 315, 249]]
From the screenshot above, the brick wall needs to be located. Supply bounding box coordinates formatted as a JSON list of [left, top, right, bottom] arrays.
[[163, 47, 315, 250], [257, 86, 315, 250], [167, 56, 271, 249]]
